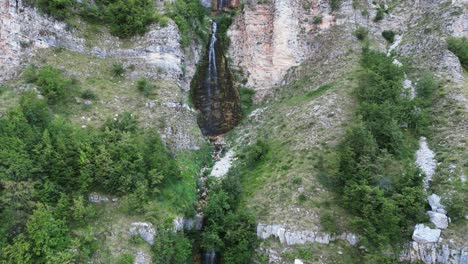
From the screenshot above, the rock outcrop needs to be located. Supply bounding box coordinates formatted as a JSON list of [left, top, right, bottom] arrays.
[[412, 224, 441, 244], [129, 222, 156, 245], [400, 242, 468, 264], [257, 223, 358, 246]]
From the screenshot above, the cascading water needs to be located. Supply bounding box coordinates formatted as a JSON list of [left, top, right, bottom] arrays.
[[203, 250, 217, 264], [191, 20, 241, 136]]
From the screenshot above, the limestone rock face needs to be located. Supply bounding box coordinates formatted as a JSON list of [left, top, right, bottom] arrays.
[[412, 224, 441, 243], [400, 242, 468, 264], [129, 222, 156, 245], [173, 215, 203, 231], [256, 223, 358, 246], [227, 0, 318, 100]]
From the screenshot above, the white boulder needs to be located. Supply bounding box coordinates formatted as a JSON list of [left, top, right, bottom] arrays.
[[130, 222, 156, 245], [428, 211, 448, 229], [427, 194, 446, 214], [412, 224, 441, 243]]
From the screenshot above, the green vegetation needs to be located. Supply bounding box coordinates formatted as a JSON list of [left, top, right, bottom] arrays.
[[353, 27, 369, 41], [447, 37, 468, 70], [382, 30, 395, 43], [137, 78, 156, 97], [104, 0, 156, 38], [167, 0, 209, 47], [321, 49, 436, 252], [0, 90, 184, 262], [111, 63, 125, 77], [313, 16, 323, 25], [374, 3, 388, 22], [24, 65, 77, 105], [239, 88, 255, 115], [37, 0, 73, 20], [34, 0, 163, 38], [152, 226, 192, 263], [198, 141, 268, 263], [330, 0, 343, 11]]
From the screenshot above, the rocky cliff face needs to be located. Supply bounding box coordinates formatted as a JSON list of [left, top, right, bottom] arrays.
[[0, 0, 204, 150]]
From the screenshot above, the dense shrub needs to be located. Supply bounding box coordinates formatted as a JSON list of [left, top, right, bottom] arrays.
[[167, 0, 208, 47], [104, 0, 156, 38], [152, 227, 192, 264], [37, 0, 73, 20], [382, 30, 395, 43], [32, 65, 75, 104], [111, 63, 125, 77], [239, 88, 255, 115], [313, 16, 323, 25], [353, 27, 369, 41], [447, 37, 468, 70], [81, 89, 98, 100], [136, 78, 156, 97], [330, 0, 342, 11]]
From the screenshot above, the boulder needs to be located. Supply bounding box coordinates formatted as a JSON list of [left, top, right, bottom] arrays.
[[412, 224, 441, 243], [294, 259, 304, 264], [88, 193, 110, 203], [428, 211, 448, 229], [428, 194, 446, 214], [129, 222, 156, 245]]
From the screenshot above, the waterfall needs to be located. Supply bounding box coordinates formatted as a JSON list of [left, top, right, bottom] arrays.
[[207, 21, 218, 100], [191, 18, 241, 136], [203, 250, 217, 264]]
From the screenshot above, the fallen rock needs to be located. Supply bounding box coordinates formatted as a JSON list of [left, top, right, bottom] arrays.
[[428, 194, 446, 214], [428, 211, 448, 229], [88, 193, 110, 203], [412, 224, 441, 243], [294, 259, 304, 264], [129, 222, 156, 245]]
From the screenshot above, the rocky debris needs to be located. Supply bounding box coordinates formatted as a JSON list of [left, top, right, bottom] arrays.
[[428, 211, 449, 229], [428, 194, 447, 214], [416, 137, 437, 191], [134, 250, 151, 264], [412, 224, 441, 243], [294, 259, 304, 264], [210, 149, 235, 178], [88, 193, 118, 203], [173, 215, 203, 231], [257, 223, 358, 246], [129, 222, 156, 245], [400, 242, 468, 264]]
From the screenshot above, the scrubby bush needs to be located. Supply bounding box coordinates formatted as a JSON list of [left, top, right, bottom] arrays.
[[37, 0, 73, 20], [374, 8, 385, 21], [167, 0, 208, 47], [23, 64, 38, 83], [35, 65, 74, 104], [111, 63, 125, 77], [330, 0, 342, 11], [239, 88, 254, 115], [353, 26, 369, 41], [136, 78, 156, 97], [81, 89, 98, 100], [104, 0, 156, 38], [447, 37, 468, 70], [313, 16, 323, 25], [382, 30, 395, 43]]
